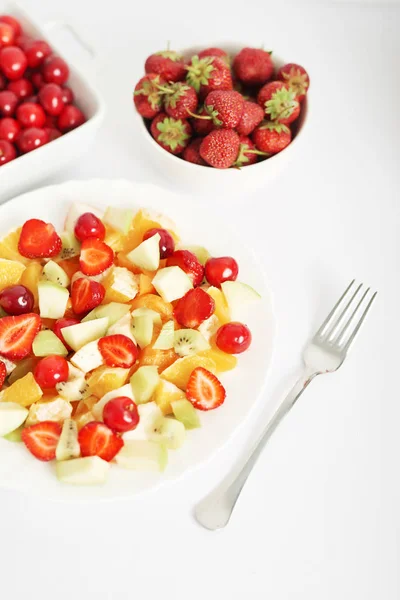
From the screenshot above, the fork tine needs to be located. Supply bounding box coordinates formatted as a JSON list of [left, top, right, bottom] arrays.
[[316, 280, 355, 338], [327, 283, 363, 341], [333, 287, 370, 345], [342, 291, 377, 353]]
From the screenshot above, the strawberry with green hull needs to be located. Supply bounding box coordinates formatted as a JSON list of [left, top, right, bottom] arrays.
[[134, 73, 166, 119], [236, 100, 264, 136], [276, 63, 310, 102], [186, 56, 232, 98], [199, 129, 240, 169], [257, 81, 300, 125], [182, 138, 207, 165], [233, 47, 274, 85], [162, 82, 198, 120], [145, 50, 186, 83], [150, 112, 192, 155], [201, 90, 244, 129], [234, 135, 268, 167], [252, 120, 292, 155]]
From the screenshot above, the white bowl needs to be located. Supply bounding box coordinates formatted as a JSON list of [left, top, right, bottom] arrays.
[[0, 4, 105, 203], [134, 45, 309, 195]]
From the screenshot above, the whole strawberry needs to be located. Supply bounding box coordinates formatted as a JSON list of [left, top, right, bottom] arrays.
[[203, 90, 244, 129], [186, 56, 232, 98], [257, 81, 300, 125], [134, 74, 165, 119], [233, 48, 274, 85], [276, 63, 310, 102], [199, 129, 240, 169], [198, 47, 230, 65], [150, 113, 192, 155], [236, 100, 264, 135], [163, 82, 198, 119], [182, 138, 208, 165], [145, 50, 186, 82], [252, 121, 291, 155]]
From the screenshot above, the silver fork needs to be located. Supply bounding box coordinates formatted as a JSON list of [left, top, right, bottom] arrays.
[[195, 280, 377, 530]]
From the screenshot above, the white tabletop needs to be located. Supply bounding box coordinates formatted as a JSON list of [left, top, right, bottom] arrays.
[[1, 1, 399, 599]]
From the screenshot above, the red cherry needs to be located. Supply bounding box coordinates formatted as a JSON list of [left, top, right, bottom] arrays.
[[44, 127, 62, 142], [205, 256, 239, 287], [14, 34, 31, 50], [17, 127, 48, 153], [0, 90, 18, 116], [34, 355, 69, 389], [216, 322, 252, 354], [25, 40, 52, 68], [24, 94, 38, 104], [0, 139, 16, 164], [0, 72, 5, 90], [0, 285, 34, 315], [0, 16, 23, 37], [0, 117, 20, 142], [38, 83, 64, 116], [53, 317, 80, 350], [57, 105, 85, 132], [0, 21, 15, 48], [7, 77, 34, 99], [42, 56, 69, 85], [74, 212, 105, 242], [143, 228, 175, 259], [103, 396, 140, 433], [30, 70, 45, 90], [0, 46, 27, 80], [16, 102, 46, 128], [61, 87, 73, 104]]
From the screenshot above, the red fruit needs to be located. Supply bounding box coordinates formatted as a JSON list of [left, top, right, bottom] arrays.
[[16, 127, 48, 153], [234, 135, 261, 167], [182, 138, 207, 166], [24, 94, 38, 104], [42, 56, 69, 85], [134, 73, 166, 119], [79, 238, 114, 276], [205, 256, 238, 286], [198, 47, 229, 65], [186, 56, 233, 98], [61, 86, 73, 104], [174, 287, 215, 328], [252, 121, 292, 155], [18, 218, 61, 258], [0, 72, 5, 90], [143, 228, 175, 258], [166, 250, 204, 287], [145, 51, 186, 82], [233, 47, 274, 85], [216, 322, 252, 354], [53, 317, 80, 349], [15, 34, 31, 50], [78, 421, 124, 462], [25, 40, 52, 69], [150, 112, 191, 155], [21, 421, 62, 462], [0, 139, 16, 164], [38, 83, 64, 116], [0, 360, 6, 388], [199, 129, 240, 169], [0, 313, 41, 359], [186, 367, 226, 411], [257, 81, 300, 125], [0, 21, 15, 48], [203, 90, 244, 129], [44, 126, 62, 142], [0, 46, 27, 80], [31, 70, 45, 90], [236, 100, 264, 135], [16, 102, 46, 128], [103, 396, 140, 433], [0, 16, 22, 37], [71, 277, 105, 315], [0, 117, 20, 142], [74, 212, 106, 242], [34, 355, 69, 389], [57, 105, 85, 132], [0, 90, 18, 116], [0, 285, 34, 315], [276, 63, 310, 102], [163, 82, 198, 120], [190, 106, 214, 136], [7, 77, 34, 99], [98, 334, 139, 368]]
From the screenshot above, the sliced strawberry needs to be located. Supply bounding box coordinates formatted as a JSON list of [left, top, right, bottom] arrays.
[[78, 421, 123, 462], [186, 367, 226, 411], [98, 334, 138, 368], [71, 278, 105, 315], [166, 250, 204, 286], [18, 218, 62, 259], [0, 360, 6, 388], [174, 288, 215, 328], [21, 421, 62, 461], [53, 317, 80, 349], [0, 313, 41, 359], [79, 238, 114, 276]]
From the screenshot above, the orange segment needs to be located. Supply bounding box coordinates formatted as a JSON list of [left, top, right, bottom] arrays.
[[207, 287, 231, 324], [74, 395, 99, 417], [0, 228, 29, 264], [122, 209, 179, 253], [139, 345, 178, 372], [199, 347, 237, 373], [130, 293, 173, 322], [0, 372, 43, 407], [0, 258, 26, 292], [104, 226, 125, 253], [139, 274, 155, 295], [56, 256, 81, 280], [153, 379, 186, 415], [87, 366, 130, 398], [19, 261, 42, 305], [74, 410, 96, 430], [161, 355, 217, 390]]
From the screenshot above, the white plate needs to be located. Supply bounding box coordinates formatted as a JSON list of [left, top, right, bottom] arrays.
[[0, 179, 276, 501]]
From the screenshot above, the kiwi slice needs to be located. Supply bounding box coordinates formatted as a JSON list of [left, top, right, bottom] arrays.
[[42, 260, 70, 288], [173, 329, 210, 357], [149, 417, 186, 449], [171, 399, 201, 429], [56, 419, 80, 461], [59, 231, 81, 260]]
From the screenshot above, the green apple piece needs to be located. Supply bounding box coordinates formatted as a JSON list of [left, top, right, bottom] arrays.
[[130, 366, 159, 404], [61, 317, 109, 352], [56, 364, 88, 401], [182, 245, 210, 266], [56, 419, 80, 461], [152, 320, 174, 350], [221, 281, 261, 319], [3, 424, 24, 442], [173, 329, 210, 357], [107, 312, 136, 343], [32, 330, 68, 357], [123, 402, 163, 441], [132, 314, 153, 349], [64, 202, 103, 234], [82, 302, 130, 326], [42, 260, 70, 287], [92, 383, 134, 420], [59, 231, 81, 260], [171, 399, 201, 429], [149, 416, 186, 449], [131, 307, 162, 327], [115, 440, 168, 472], [71, 340, 104, 373], [0, 402, 28, 436], [103, 207, 134, 234], [38, 281, 69, 319], [126, 233, 160, 271], [56, 456, 110, 485], [152, 266, 193, 302]]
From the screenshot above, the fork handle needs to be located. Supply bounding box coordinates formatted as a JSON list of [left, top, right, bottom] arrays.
[[194, 369, 317, 530]]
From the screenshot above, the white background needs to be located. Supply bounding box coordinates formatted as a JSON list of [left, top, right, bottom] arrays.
[[1, 1, 399, 599]]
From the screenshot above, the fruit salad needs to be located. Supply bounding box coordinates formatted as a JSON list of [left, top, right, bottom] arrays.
[[134, 45, 309, 168], [0, 204, 260, 485]]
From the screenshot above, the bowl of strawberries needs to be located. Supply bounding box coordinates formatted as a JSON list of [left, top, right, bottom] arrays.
[[133, 44, 309, 193]]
